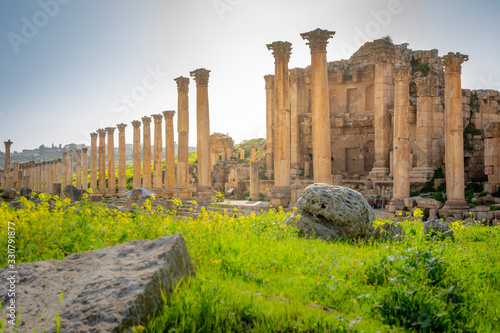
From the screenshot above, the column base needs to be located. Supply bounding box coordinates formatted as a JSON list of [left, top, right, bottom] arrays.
[[387, 198, 405, 213], [153, 187, 164, 197], [368, 167, 390, 180], [442, 199, 469, 210], [250, 194, 260, 201], [270, 186, 291, 207], [196, 187, 217, 203], [174, 184, 193, 201], [164, 187, 175, 198], [118, 187, 128, 195], [410, 167, 434, 182]]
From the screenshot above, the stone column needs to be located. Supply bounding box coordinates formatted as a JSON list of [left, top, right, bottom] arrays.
[[301, 29, 335, 184], [57, 159, 62, 187], [152, 114, 163, 194], [174, 76, 192, 200], [62, 152, 68, 189], [190, 68, 215, 201], [142, 117, 152, 190], [106, 127, 116, 195], [163, 111, 175, 198], [411, 76, 440, 180], [38, 162, 44, 192], [3, 140, 12, 188], [82, 148, 88, 190], [76, 149, 82, 188], [68, 150, 73, 187], [97, 129, 107, 193], [388, 65, 412, 211], [267, 41, 292, 207], [251, 143, 257, 162], [442, 52, 469, 210], [117, 124, 127, 193], [240, 144, 245, 160], [12, 163, 19, 190], [369, 45, 395, 178], [132, 120, 142, 189], [289, 68, 304, 176], [90, 133, 98, 192], [264, 75, 275, 173], [250, 161, 260, 201]]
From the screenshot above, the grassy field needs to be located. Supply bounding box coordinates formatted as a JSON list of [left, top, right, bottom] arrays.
[[1, 195, 499, 332]]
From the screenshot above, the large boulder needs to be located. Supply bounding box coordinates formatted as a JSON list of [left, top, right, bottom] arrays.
[[62, 185, 88, 203], [1, 188, 16, 200], [285, 183, 375, 240], [20, 187, 32, 199], [0, 233, 194, 333], [52, 182, 62, 197]]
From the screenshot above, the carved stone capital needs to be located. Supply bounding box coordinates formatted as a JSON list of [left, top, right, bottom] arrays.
[[175, 76, 190, 93], [393, 64, 412, 83], [442, 52, 468, 74], [97, 129, 107, 137], [370, 45, 395, 63], [266, 41, 292, 62], [414, 76, 440, 97], [82, 148, 88, 153], [190, 68, 211, 86], [300, 28, 335, 52], [4, 140, 13, 149], [289, 68, 305, 84], [90, 132, 98, 140], [162, 110, 175, 120], [152, 114, 163, 125], [117, 123, 127, 132], [105, 127, 116, 135], [131, 120, 142, 129], [62, 152, 67, 157], [141, 116, 151, 126], [76, 149, 81, 155], [264, 75, 274, 90]]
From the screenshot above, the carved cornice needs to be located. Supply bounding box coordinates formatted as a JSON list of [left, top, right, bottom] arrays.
[[414, 76, 440, 97], [370, 45, 396, 63], [141, 116, 151, 126], [393, 64, 412, 83], [266, 41, 292, 62], [264, 75, 274, 90], [116, 123, 127, 132], [190, 68, 211, 86], [97, 129, 107, 137], [105, 127, 116, 134], [163, 110, 175, 120], [131, 120, 142, 128], [90, 132, 98, 140], [442, 52, 468, 74], [300, 28, 335, 52], [174, 76, 190, 93]]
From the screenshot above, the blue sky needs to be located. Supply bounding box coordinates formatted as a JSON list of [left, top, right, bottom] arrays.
[[1, 0, 500, 152]]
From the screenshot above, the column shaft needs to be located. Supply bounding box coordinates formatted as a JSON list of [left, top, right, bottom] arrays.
[[76, 150, 82, 188], [82, 148, 88, 190], [132, 121, 142, 188], [163, 111, 175, 197], [97, 129, 107, 193], [117, 124, 127, 193], [152, 115, 163, 193], [142, 117, 152, 190], [174, 77, 192, 200], [90, 133, 98, 191], [106, 127, 116, 195]]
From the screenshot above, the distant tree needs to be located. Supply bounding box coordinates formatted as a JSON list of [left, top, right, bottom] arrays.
[[51, 142, 55, 149], [59, 144, 62, 149], [39, 144, 46, 155]]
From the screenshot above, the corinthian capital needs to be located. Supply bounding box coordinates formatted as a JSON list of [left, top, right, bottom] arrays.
[[174, 76, 189, 93], [131, 120, 142, 129], [442, 52, 468, 74], [393, 64, 412, 83], [300, 28, 335, 52], [266, 41, 292, 62], [190, 68, 211, 86], [163, 110, 175, 120]]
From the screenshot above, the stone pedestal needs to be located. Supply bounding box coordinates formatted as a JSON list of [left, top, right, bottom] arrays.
[[301, 28, 335, 184], [90, 133, 98, 192], [132, 121, 142, 189], [442, 52, 469, 210], [76, 149, 82, 188], [142, 117, 152, 190], [163, 111, 176, 198], [388, 65, 412, 211], [267, 41, 292, 207], [174, 77, 192, 201], [106, 127, 116, 195], [369, 45, 395, 178], [97, 129, 107, 194], [117, 123, 127, 194], [250, 162, 260, 201], [190, 68, 216, 202]]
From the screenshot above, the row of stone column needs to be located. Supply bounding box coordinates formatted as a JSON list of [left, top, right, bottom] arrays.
[[1, 140, 89, 194]]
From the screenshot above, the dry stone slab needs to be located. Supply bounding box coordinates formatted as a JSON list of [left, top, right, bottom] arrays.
[[416, 197, 443, 209], [404, 196, 421, 209], [284, 183, 375, 240], [0, 233, 194, 333]]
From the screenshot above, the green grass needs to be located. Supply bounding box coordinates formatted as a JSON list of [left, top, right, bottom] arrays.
[[1, 197, 499, 332]]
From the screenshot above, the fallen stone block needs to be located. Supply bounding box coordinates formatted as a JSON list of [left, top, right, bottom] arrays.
[[1, 188, 16, 200], [0, 233, 194, 333], [416, 197, 443, 209]]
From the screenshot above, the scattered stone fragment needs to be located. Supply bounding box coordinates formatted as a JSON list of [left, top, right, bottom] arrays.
[[1, 188, 16, 200], [423, 219, 454, 239], [20, 187, 32, 199], [372, 222, 405, 241]]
